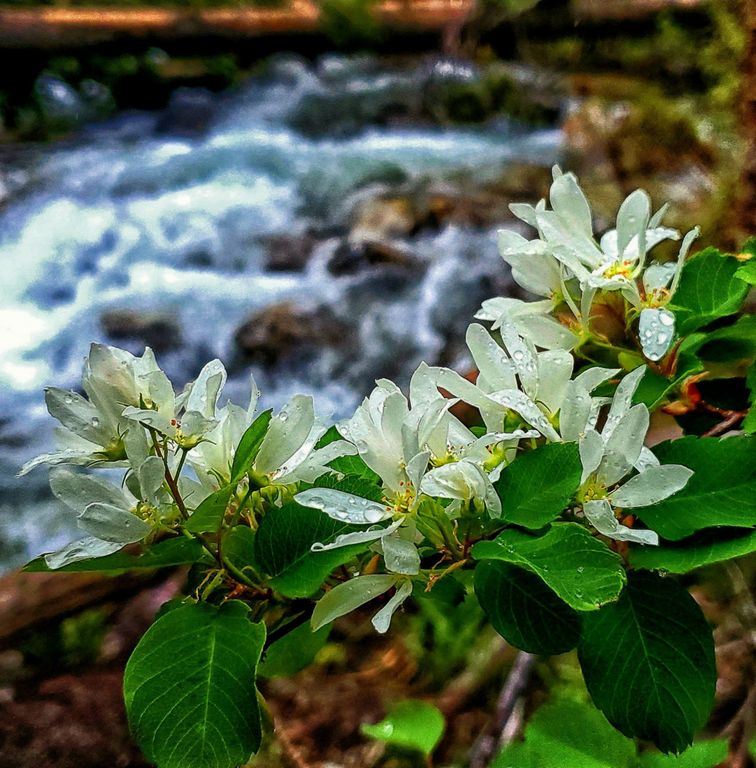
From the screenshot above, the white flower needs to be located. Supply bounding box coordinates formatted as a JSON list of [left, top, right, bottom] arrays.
[[636, 226, 699, 361], [122, 358, 224, 449], [43, 457, 164, 568], [20, 343, 161, 475], [577, 367, 693, 545], [296, 376, 505, 565], [188, 374, 355, 488], [475, 296, 577, 351], [420, 458, 501, 518], [428, 322, 573, 443]]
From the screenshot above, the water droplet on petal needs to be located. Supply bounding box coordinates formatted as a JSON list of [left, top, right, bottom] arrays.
[[365, 509, 385, 524]]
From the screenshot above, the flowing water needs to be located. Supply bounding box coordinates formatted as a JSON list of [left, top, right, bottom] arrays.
[[0, 54, 561, 570]]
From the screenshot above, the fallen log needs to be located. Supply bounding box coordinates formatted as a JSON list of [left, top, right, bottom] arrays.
[[0, 568, 157, 645], [572, 0, 704, 21], [0, 0, 474, 48]]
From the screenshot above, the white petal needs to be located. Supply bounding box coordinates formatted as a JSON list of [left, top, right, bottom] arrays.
[[634, 446, 660, 473], [372, 580, 413, 634], [382, 535, 421, 575], [643, 261, 677, 293], [609, 465, 693, 508], [508, 202, 539, 227], [579, 429, 604, 483], [466, 324, 517, 392], [122, 407, 177, 439], [536, 349, 574, 415], [406, 451, 430, 493], [487, 389, 560, 442], [559, 382, 592, 442], [19, 448, 105, 476], [502, 244, 562, 298], [296, 488, 392, 525], [311, 520, 402, 552], [44, 536, 122, 569], [583, 499, 658, 546], [78, 502, 151, 543], [50, 467, 130, 512], [255, 394, 315, 476], [137, 456, 165, 501], [550, 171, 593, 238], [515, 314, 577, 351], [598, 404, 649, 486], [648, 202, 670, 228], [616, 189, 650, 260], [573, 367, 621, 393], [185, 359, 227, 418], [498, 318, 539, 398], [44, 388, 108, 445], [603, 366, 646, 440], [639, 308, 675, 362], [278, 439, 357, 485], [312, 574, 398, 631]]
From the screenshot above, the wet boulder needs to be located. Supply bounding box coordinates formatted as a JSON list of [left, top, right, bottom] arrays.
[[234, 302, 354, 365], [100, 309, 181, 354], [261, 233, 318, 272], [327, 238, 420, 276], [155, 88, 216, 136]]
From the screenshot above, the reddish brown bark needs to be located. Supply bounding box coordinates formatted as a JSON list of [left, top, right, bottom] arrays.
[[0, 0, 473, 47]]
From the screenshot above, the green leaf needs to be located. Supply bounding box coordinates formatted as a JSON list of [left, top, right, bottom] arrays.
[[230, 409, 272, 484], [184, 486, 234, 533], [24, 537, 207, 573], [258, 622, 330, 678], [669, 247, 749, 334], [221, 525, 258, 579], [685, 315, 756, 363], [492, 699, 637, 768], [311, 472, 384, 502], [632, 357, 703, 410], [630, 528, 756, 573], [638, 437, 756, 540], [361, 700, 445, 757], [474, 561, 581, 654], [735, 258, 756, 285], [579, 572, 716, 753], [472, 523, 626, 611], [495, 443, 582, 528], [311, 574, 398, 630], [124, 601, 266, 768], [746, 364, 756, 435], [637, 739, 728, 768], [315, 424, 342, 448], [327, 454, 381, 485], [254, 501, 363, 598]]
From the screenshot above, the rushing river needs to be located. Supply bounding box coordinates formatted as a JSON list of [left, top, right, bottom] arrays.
[[0, 54, 561, 570]]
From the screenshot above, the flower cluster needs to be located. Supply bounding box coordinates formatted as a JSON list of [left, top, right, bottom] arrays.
[[478, 166, 699, 362], [23, 169, 700, 633]]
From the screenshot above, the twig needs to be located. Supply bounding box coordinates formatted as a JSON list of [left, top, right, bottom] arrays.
[[469, 651, 537, 768], [720, 563, 756, 768], [703, 412, 745, 437]]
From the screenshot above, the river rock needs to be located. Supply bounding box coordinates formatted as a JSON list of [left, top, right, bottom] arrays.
[[262, 233, 318, 272], [350, 196, 416, 243], [155, 88, 216, 136], [100, 309, 181, 354], [234, 302, 353, 364], [327, 238, 419, 276]]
